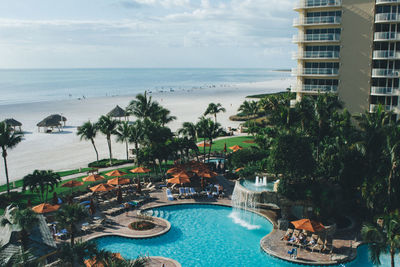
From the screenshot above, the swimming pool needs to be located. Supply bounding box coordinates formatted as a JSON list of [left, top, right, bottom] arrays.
[[94, 204, 397, 267]]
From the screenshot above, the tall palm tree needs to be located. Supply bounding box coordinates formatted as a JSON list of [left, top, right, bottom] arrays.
[[0, 121, 23, 195], [56, 204, 88, 246], [258, 95, 281, 118], [238, 100, 259, 117], [58, 240, 98, 267], [362, 211, 400, 267], [178, 122, 199, 160], [115, 121, 131, 160], [77, 121, 99, 161], [196, 117, 210, 160], [22, 170, 61, 203], [204, 119, 224, 160], [97, 115, 119, 165], [152, 106, 176, 126], [128, 120, 144, 165], [1, 208, 39, 251], [204, 102, 226, 123]]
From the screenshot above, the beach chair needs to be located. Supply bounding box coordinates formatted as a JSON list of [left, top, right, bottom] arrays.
[[212, 186, 219, 197], [184, 187, 190, 197], [311, 237, 325, 253], [189, 187, 198, 197], [178, 187, 185, 198], [281, 228, 293, 241], [166, 189, 174, 201], [324, 237, 334, 254], [206, 189, 213, 198]]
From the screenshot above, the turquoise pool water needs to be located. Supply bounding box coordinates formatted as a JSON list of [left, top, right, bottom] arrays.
[[94, 204, 397, 267], [241, 179, 275, 192]]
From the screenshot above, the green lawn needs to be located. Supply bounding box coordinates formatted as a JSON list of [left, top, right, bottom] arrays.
[[198, 136, 256, 152]]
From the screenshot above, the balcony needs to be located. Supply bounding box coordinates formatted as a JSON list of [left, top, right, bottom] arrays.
[[294, 0, 342, 10], [369, 104, 397, 113], [375, 13, 400, 23], [373, 50, 400, 59], [293, 84, 338, 93], [376, 0, 400, 4], [372, 69, 400, 78], [374, 32, 400, 41], [292, 50, 340, 59], [292, 67, 339, 76], [293, 16, 341, 26], [371, 87, 399, 95], [293, 33, 341, 43]]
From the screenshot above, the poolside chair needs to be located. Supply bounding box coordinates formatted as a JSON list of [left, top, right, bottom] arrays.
[[189, 187, 198, 197], [178, 187, 185, 198], [212, 186, 219, 197], [323, 237, 334, 254], [166, 189, 174, 201], [311, 237, 325, 253], [184, 187, 190, 197], [280, 228, 293, 241], [206, 189, 213, 198]]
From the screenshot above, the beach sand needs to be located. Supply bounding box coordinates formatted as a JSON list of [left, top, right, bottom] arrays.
[[0, 78, 294, 182]]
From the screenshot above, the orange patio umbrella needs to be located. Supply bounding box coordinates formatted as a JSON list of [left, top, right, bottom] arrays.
[[198, 170, 217, 178], [107, 177, 130, 185], [32, 203, 60, 214], [167, 167, 184, 174], [82, 174, 105, 182], [198, 142, 211, 147], [191, 166, 210, 174], [291, 219, 325, 233], [243, 140, 255, 144], [61, 180, 84, 188], [173, 170, 193, 179], [130, 167, 151, 174], [90, 183, 115, 192], [235, 167, 244, 172], [167, 176, 191, 184], [229, 145, 243, 152], [84, 253, 124, 267], [105, 170, 127, 177]]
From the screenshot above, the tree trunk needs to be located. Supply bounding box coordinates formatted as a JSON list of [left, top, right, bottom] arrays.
[[2, 149, 10, 195], [135, 143, 139, 165], [391, 248, 395, 267], [91, 138, 99, 161], [70, 226, 75, 247], [208, 139, 212, 162], [203, 139, 206, 162], [214, 114, 217, 123], [125, 140, 129, 160], [107, 135, 113, 165]]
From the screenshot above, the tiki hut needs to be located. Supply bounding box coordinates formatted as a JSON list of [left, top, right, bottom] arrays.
[[3, 118, 22, 132], [37, 114, 66, 133], [107, 105, 127, 120]]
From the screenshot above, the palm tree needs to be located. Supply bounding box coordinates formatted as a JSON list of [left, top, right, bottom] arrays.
[[178, 122, 199, 160], [0, 121, 23, 195], [361, 211, 400, 267], [115, 121, 131, 160], [56, 204, 88, 246], [126, 92, 158, 120], [128, 120, 144, 165], [58, 240, 98, 267], [153, 106, 176, 126], [238, 100, 259, 117], [196, 117, 210, 160], [204, 119, 224, 160], [22, 170, 61, 203], [97, 115, 119, 165], [204, 102, 226, 123], [1, 208, 39, 251], [77, 121, 99, 161]]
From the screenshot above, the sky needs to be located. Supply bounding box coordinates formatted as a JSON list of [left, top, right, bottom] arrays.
[[0, 0, 297, 69]]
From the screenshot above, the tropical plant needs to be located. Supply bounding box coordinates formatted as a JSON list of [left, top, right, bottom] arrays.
[[0, 247, 37, 267], [153, 106, 176, 126], [0, 121, 23, 195], [178, 122, 197, 141], [77, 121, 99, 161], [1, 208, 39, 250], [115, 121, 131, 160], [126, 92, 159, 120], [56, 204, 88, 246], [128, 120, 144, 165], [58, 240, 98, 267], [204, 102, 226, 123], [238, 100, 259, 117], [361, 211, 400, 267], [22, 170, 61, 203], [97, 115, 119, 165]]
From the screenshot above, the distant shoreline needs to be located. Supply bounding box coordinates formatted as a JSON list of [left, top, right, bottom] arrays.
[[272, 69, 291, 73]]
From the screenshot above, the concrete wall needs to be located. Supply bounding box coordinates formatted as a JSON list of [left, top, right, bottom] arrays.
[[338, 0, 375, 114]]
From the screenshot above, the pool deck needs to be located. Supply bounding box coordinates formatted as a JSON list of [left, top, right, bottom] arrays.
[[76, 175, 362, 266]]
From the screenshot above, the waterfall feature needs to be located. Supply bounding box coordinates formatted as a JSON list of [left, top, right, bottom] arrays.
[[232, 182, 259, 210]]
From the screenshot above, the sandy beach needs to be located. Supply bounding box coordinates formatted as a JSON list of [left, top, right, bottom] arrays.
[[0, 78, 294, 182]]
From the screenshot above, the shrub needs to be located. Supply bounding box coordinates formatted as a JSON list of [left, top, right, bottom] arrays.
[[88, 159, 132, 168]]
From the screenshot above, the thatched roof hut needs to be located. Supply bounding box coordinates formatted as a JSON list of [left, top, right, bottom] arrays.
[[107, 105, 127, 119], [37, 114, 66, 132], [3, 118, 22, 132]]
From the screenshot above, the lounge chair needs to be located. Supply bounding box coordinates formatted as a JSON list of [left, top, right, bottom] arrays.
[[206, 189, 213, 198], [189, 187, 198, 197], [323, 237, 334, 254], [178, 187, 185, 198], [281, 228, 293, 241], [184, 187, 190, 197], [311, 237, 325, 253], [166, 189, 174, 201]]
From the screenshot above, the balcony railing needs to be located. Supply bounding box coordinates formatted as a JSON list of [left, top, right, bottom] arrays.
[[293, 16, 341, 26], [376, 0, 400, 4], [371, 87, 399, 95], [292, 68, 339, 76], [374, 32, 400, 41], [373, 50, 400, 59], [293, 51, 340, 59], [375, 13, 400, 23], [372, 69, 400, 77], [293, 33, 341, 43], [294, 0, 342, 9], [295, 84, 338, 92]]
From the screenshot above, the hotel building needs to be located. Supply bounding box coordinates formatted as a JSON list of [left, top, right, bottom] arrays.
[[293, 0, 400, 117]]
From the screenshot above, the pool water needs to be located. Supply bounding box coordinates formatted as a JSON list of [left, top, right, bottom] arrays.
[[241, 179, 275, 192], [95, 204, 397, 267]]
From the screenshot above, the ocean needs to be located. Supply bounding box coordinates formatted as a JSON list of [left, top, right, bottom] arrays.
[[0, 68, 290, 106]]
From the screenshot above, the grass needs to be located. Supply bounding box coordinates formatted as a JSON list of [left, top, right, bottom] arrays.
[[197, 136, 256, 152]]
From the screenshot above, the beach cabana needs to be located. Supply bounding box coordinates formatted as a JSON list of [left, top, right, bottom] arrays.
[[107, 105, 128, 121], [3, 118, 22, 132], [37, 114, 67, 133]]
